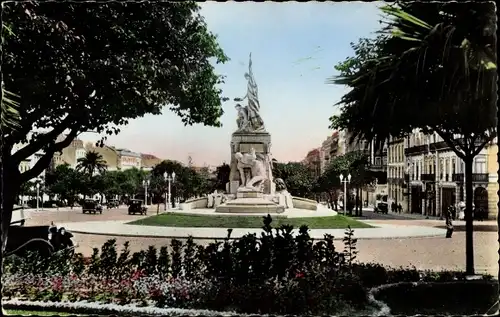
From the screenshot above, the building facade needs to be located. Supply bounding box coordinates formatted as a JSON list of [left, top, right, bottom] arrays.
[[116, 149, 142, 170], [405, 131, 494, 219], [303, 148, 322, 179], [387, 137, 407, 211]]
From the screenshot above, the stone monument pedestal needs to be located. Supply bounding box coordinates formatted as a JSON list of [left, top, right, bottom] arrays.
[[228, 131, 274, 195], [215, 197, 285, 214]]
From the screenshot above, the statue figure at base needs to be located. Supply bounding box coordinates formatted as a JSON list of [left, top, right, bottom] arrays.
[[235, 148, 267, 192], [273, 178, 294, 209]]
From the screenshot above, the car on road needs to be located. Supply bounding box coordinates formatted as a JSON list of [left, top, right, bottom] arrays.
[[82, 199, 103, 214], [106, 199, 119, 209], [6, 206, 76, 258], [374, 194, 389, 214], [128, 199, 147, 215]]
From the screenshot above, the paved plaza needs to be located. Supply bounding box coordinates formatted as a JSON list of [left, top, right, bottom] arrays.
[[24, 207, 499, 275]]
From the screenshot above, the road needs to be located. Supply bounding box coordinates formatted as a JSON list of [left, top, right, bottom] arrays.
[[21, 206, 499, 275]]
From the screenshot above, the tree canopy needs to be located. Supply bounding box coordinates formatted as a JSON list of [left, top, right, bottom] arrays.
[[2, 1, 229, 186], [330, 2, 496, 153], [1, 1, 230, 245], [273, 162, 315, 198], [329, 1, 497, 275]]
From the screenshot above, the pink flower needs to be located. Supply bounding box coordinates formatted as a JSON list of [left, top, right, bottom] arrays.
[[295, 272, 305, 278]]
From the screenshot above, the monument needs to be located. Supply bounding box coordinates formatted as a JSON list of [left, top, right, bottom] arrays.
[[216, 53, 282, 213]]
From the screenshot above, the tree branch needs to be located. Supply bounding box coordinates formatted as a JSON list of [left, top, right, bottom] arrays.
[[434, 129, 467, 159], [20, 128, 79, 183], [472, 131, 497, 157], [11, 115, 75, 163]]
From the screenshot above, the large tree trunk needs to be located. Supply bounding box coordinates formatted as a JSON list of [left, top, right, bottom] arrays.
[[1, 158, 21, 253], [464, 156, 475, 275]]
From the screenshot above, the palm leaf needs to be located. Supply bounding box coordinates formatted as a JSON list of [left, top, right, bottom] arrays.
[[1, 87, 21, 130]]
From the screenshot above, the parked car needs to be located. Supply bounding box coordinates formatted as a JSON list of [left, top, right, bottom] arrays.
[[82, 199, 103, 214], [374, 194, 389, 214], [128, 199, 147, 215], [106, 199, 119, 209], [6, 206, 76, 258]]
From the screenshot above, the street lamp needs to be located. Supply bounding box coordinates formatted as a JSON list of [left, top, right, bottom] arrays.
[[36, 182, 40, 212], [163, 172, 176, 211], [142, 179, 150, 207], [339, 173, 352, 216]]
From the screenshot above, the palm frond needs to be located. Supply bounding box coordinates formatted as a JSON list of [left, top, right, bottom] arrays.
[[1, 87, 21, 130]]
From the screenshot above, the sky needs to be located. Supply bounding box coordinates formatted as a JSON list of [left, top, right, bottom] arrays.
[[80, 1, 383, 167]]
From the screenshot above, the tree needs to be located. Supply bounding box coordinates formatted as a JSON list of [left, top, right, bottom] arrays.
[[97, 171, 121, 202], [152, 160, 185, 207], [273, 162, 315, 198], [1, 1, 229, 251], [214, 163, 231, 191], [330, 2, 496, 274], [76, 151, 107, 177], [44, 163, 84, 207], [319, 152, 373, 216]]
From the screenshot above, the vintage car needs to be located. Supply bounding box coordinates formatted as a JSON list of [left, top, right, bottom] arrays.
[[128, 199, 147, 215], [82, 199, 103, 214], [374, 194, 389, 214], [106, 199, 119, 209], [6, 206, 76, 258]]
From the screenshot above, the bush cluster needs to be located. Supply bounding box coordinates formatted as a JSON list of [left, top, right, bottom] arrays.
[[2, 215, 493, 315]]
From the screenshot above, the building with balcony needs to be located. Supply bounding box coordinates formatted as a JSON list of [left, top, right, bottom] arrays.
[[387, 137, 407, 211], [116, 149, 142, 170], [303, 147, 322, 179], [405, 131, 493, 218]]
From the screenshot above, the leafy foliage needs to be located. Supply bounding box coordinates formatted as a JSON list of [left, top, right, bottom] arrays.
[[273, 162, 315, 197], [330, 2, 496, 154], [1, 1, 230, 240], [76, 151, 107, 177], [4, 216, 492, 315], [213, 163, 231, 191], [44, 164, 84, 206], [329, 2, 497, 274]]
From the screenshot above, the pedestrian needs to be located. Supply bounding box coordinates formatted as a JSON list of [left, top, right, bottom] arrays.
[[445, 206, 453, 238], [478, 207, 485, 221], [450, 205, 456, 220], [397, 203, 402, 213]]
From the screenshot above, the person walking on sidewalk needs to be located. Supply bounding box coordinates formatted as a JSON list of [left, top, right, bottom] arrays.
[[445, 206, 454, 238]]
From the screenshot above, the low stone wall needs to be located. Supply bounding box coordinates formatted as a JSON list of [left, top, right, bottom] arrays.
[[291, 197, 318, 211], [179, 197, 208, 210]]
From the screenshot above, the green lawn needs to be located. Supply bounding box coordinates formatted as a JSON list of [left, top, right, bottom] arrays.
[[128, 213, 373, 229]]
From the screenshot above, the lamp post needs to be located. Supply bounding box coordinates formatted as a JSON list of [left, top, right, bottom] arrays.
[[163, 172, 176, 211], [36, 182, 40, 212], [142, 179, 150, 207], [339, 173, 351, 216]]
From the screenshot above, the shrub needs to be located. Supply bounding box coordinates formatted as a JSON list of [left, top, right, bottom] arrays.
[[2, 215, 493, 315]]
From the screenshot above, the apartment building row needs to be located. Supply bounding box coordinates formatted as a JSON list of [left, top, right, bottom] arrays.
[[388, 132, 498, 219], [50, 136, 163, 171], [14, 135, 163, 178], [305, 129, 498, 219]]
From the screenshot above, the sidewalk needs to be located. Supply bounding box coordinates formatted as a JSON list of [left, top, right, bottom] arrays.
[[59, 220, 447, 240]]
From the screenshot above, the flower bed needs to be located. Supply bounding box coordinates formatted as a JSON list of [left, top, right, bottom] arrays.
[[2, 216, 495, 315]]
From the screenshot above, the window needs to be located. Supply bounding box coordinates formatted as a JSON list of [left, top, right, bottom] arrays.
[[474, 158, 486, 174], [375, 157, 381, 166]]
